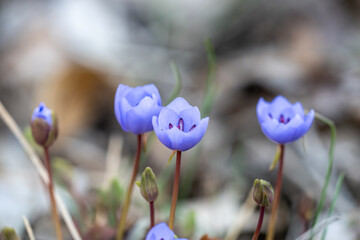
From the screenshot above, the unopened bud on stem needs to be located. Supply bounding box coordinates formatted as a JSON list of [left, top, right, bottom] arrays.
[[253, 179, 274, 207], [31, 103, 58, 147], [136, 167, 158, 203], [0, 227, 20, 240]]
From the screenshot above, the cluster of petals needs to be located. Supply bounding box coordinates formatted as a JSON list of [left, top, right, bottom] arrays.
[[114, 84, 162, 134], [152, 97, 209, 151], [146, 222, 188, 240], [256, 95, 314, 144]]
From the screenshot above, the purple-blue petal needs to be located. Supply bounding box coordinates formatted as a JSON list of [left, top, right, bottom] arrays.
[[145, 222, 175, 240], [166, 97, 192, 114], [118, 98, 132, 132], [268, 95, 293, 120], [114, 84, 162, 134], [304, 109, 315, 132], [153, 97, 209, 151], [32, 102, 53, 126], [292, 102, 305, 118], [142, 84, 162, 105], [257, 95, 314, 144], [256, 97, 271, 124], [153, 116, 173, 149], [126, 95, 162, 134], [179, 107, 201, 132], [261, 114, 307, 143], [114, 85, 132, 131], [157, 108, 180, 130], [261, 115, 303, 144], [164, 117, 209, 151], [125, 87, 150, 107]]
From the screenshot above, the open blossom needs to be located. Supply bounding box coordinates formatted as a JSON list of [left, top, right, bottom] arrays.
[[114, 84, 162, 134], [145, 222, 188, 240], [152, 97, 209, 151], [31, 102, 58, 147], [256, 95, 314, 144]]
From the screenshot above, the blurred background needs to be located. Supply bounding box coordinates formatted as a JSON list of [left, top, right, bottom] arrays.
[[0, 0, 360, 239]]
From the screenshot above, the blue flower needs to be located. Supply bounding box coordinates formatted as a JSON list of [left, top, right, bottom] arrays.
[[31, 102, 58, 147], [114, 84, 162, 134], [257, 95, 314, 144], [152, 97, 209, 151], [145, 222, 188, 240]]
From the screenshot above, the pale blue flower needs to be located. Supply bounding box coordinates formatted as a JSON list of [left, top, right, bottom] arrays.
[[152, 97, 209, 151], [257, 95, 314, 144], [114, 84, 162, 134]]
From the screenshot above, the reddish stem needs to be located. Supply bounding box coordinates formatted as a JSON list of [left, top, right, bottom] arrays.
[[168, 150, 182, 230], [116, 134, 142, 240], [266, 144, 285, 240], [44, 147, 63, 240], [252, 206, 265, 240], [150, 201, 155, 228]]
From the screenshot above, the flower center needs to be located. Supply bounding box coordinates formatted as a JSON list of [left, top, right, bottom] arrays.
[[279, 114, 290, 124], [268, 113, 291, 124], [168, 118, 196, 132]]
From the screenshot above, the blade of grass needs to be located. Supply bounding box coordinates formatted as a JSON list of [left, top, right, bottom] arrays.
[[321, 173, 345, 240], [166, 62, 182, 105], [0, 101, 83, 240], [179, 39, 218, 199], [296, 216, 340, 240], [201, 39, 217, 118], [311, 112, 336, 236]]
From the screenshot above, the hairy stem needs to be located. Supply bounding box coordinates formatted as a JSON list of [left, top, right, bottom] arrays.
[[116, 134, 142, 240], [168, 151, 182, 230], [44, 147, 63, 240], [266, 144, 284, 240], [252, 206, 265, 240]]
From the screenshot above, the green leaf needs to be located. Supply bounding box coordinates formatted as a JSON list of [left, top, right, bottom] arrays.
[[110, 178, 123, 205], [182, 210, 196, 236]]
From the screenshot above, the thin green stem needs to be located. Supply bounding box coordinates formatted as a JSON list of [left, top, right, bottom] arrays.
[[321, 173, 344, 240], [266, 144, 284, 240], [44, 147, 63, 240], [150, 201, 155, 228], [252, 206, 265, 240], [116, 134, 142, 240], [169, 151, 182, 230], [311, 112, 336, 234]]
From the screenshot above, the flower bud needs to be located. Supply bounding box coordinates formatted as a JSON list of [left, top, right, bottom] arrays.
[[0, 227, 20, 240], [31, 103, 58, 147], [253, 179, 274, 207], [136, 167, 158, 203]]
